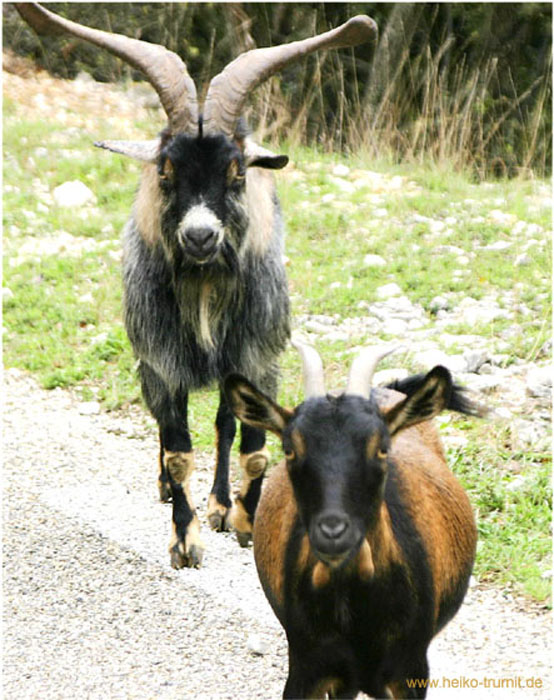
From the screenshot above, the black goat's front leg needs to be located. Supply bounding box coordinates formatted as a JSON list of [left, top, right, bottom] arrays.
[[232, 422, 269, 547], [140, 363, 204, 569], [207, 390, 236, 532]]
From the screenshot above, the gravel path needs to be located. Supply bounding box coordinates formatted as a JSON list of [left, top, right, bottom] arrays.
[[3, 369, 552, 699]]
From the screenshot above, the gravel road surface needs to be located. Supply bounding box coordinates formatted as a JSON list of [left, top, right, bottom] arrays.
[[3, 370, 551, 699]]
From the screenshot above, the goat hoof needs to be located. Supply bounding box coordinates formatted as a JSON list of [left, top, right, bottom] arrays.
[[235, 530, 252, 548], [170, 542, 204, 569], [208, 510, 232, 532], [207, 494, 232, 532]]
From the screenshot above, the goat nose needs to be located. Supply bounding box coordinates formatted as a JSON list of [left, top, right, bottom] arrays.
[[186, 227, 217, 250], [318, 513, 350, 541]]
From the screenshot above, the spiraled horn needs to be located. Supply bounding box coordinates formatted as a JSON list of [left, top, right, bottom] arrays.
[[203, 15, 378, 137], [291, 337, 326, 399], [15, 3, 198, 134], [345, 345, 401, 399]]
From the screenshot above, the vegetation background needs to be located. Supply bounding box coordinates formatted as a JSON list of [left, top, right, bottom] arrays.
[[4, 2, 552, 178]]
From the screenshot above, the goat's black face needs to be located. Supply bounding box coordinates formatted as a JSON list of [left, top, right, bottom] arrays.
[[225, 364, 452, 571], [283, 396, 389, 567], [158, 133, 248, 267]]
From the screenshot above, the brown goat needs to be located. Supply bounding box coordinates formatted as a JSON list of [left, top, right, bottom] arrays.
[[225, 342, 479, 698]]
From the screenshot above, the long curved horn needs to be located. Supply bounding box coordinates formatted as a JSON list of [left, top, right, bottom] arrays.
[[291, 337, 326, 399], [15, 3, 198, 134], [203, 15, 378, 137], [346, 346, 401, 399]]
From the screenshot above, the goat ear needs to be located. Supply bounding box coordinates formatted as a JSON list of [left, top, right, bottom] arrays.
[[243, 138, 289, 170], [384, 365, 452, 436], [247, 154, 289, 170], [224, 374, 292, 436]]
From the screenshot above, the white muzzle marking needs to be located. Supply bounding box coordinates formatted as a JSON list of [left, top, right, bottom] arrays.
[[178, 203, 224, 248]]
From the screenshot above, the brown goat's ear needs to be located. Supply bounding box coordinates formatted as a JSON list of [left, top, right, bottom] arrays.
[[385, 365, 452, 436], [224, 375, 292, 436]]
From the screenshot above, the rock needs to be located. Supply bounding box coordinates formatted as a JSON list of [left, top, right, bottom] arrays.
[[481, 240, 512, 251], [385, 318, 408, 336], [429, 295, 450, 313], [332, 164, 350, 177], [78, 401, 101, 416], [515, 253, 533, 267], [373, 208, 388, 218], [328, 176, 355, 194], [247, 633, 267, 656], [463, 374, 501, 394], [362, 254, 386, 268], [464, 351, 490, 374], [512, 419, 548, 449], [525, 366, 552, 399], [53, 181, 96, 208], [413, 349, 466, 374], [374, 368, 409, 386], [376, 283, 402, 299], [435, 245, 465, 256], [488, 210, 516, 226], [304, 320, 333, 335]]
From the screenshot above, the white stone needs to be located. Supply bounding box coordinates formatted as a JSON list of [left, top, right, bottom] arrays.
[[489, 209, 516, 226], [376, 283, 402, 299], [54, 180, 96, 208], [525, 366, 552, 399], [389, 175, 404, 190], [515, 253, 532, 266], [362, 254, 386, 268], [247, 633, 267, 656], [78, 401, 101, 416], [373, 208, 388, 218], [413, 349, 467, 374], [481, 240, 512, 251], [332, 164, 350, 177], [385, 318, 408, 336], [374, 368, 409, 386]]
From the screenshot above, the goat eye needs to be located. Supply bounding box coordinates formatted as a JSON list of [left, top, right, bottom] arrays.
[[227, 159, 245, 186], [159, 157, 174, 184], [284, 449, 295, 461], [377, 449, 388, 460]]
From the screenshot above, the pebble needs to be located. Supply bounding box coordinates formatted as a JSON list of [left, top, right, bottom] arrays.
[[247, 633, 267, 656], [53, 180, 96, 208], [525, 367, 552, 399], [78, 401, 101, 416], [363, 253, 386, 267], [376, 282, 402, 299]]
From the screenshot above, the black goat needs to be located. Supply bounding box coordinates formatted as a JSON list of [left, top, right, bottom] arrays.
[[16, 3, 378, 568], [225, 342, 481, 698]]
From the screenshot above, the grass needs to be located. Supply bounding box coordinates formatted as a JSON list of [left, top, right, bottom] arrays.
[[3, 87, 551, 604]]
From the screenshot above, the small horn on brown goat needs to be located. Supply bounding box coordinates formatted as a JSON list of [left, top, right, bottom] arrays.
[[202, 14, 378, 138], [291, 337, 326, 399], [345, 345, 401, 399], [15, 2, 198, 134]]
